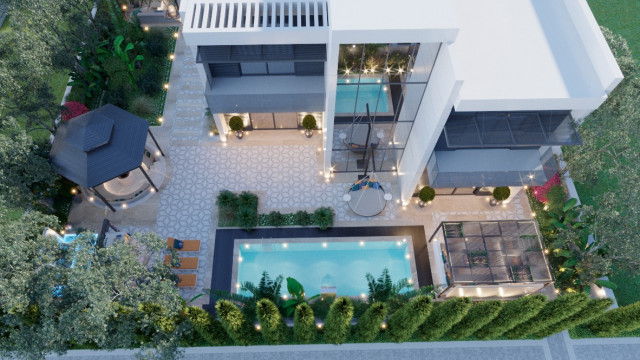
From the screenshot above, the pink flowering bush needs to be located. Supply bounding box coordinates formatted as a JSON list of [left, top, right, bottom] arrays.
[[60, 101, 89, 121], [530, 173, 561, 203]]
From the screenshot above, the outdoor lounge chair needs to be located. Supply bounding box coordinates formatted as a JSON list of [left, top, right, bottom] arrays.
[[177, 274, 197, 288], [167, 237, 200, 251], [164, 255, 198, 269]]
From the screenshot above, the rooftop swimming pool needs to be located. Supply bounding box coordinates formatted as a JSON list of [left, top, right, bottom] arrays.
[[336, 77, 391, 115], [234, 237, 415, 297]]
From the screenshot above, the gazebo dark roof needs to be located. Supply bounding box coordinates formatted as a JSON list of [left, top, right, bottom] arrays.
[[50, 104, 150, 188]]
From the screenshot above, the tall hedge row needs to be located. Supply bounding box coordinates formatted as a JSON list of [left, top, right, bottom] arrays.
[[475, 295, 546, 340], [353, 302, 388, 343], [256, 299, 288, 344], [184, 306, 230, 346], [418, 297, 471, 341], [387, 295, 433, 342], [533, 298, 613, 338], [506, 293, 589, 339], [587, 301, 640, 337], [447, 300, 502, 340], [293, 303, 317, 344], [324, 297, 354, 344], [215, 300, 257, 346]]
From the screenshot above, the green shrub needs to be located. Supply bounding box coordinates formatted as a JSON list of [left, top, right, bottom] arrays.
[[237, 208, 258, 232], [103, 86, 129, 109], [293, 210, 312, 226], [354, 302, 388, 343], [387, 295, 432, 342], [418, 297, 471, 340], [256, 299, 287, 344], [266, 211, 285, 227], [145, 28, 168, 57], [66, 86, 87, 105], [184, 306, 230, 346], [312, 207, 334, 230], [447, 300, 502, 340], [302, 114, 317, 130], [216, 190, 239, 210], [533, 298, 612, 338], [587, 301, 640, 337], [546, 185, 567, 212], [215, 300, 257, 346], [136, 67, 162, 97], [506, 293, 589, 339], [324, 297, 354, 344], [492, 187, 511, 201], [229, 116, 244, 131], [475, 295, 546, 340], [418, 186, 436, 203], [129, 95, 154, 117], [238, 191, 258, 210], [293, 303, 316, 344]]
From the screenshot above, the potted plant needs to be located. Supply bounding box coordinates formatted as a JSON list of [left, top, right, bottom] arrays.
[[491, 186, 511, 206], [418, 186, 435, 207], [228, 116, 244, 139], [302, 114, 317, 138]]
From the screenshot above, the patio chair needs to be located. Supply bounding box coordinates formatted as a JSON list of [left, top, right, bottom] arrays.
[[164, 255, 198, 269], [177, 274, 197, 288], [167, 237, 200, 251]]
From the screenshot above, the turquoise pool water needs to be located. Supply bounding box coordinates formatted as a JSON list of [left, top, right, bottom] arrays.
[[336, 77, 390, 114], [237, 239, 412, 296]]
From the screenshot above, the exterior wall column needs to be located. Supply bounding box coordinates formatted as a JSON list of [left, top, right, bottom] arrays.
[[214, 113, 229, 142], [322, 40, 340, 178], [397, 45, 463, 205]]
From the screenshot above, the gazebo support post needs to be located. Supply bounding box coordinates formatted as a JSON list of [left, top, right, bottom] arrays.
[[91, 187, 116, 212], [147, 129, 165, 157], [139, 166, 159, 192]]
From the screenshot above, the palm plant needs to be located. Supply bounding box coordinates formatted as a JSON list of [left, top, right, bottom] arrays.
[[365, 268, 416, 303], [210, 271, 283, 320]]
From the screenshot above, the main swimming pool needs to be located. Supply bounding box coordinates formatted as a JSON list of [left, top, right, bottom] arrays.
[[234, 237, 415, 297], [336, 77, 391, 115]]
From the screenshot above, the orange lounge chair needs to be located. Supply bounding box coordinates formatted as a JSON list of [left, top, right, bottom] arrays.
[[177, 274, 197, 288], [167, 237, 200, 251], [164, 255, 198, 269]]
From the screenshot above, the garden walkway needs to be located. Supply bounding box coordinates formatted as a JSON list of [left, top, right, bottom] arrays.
[[43, 332, 640, 359]]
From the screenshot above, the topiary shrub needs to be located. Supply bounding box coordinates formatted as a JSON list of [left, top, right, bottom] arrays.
[[323, 296, 354, 344], [215, 300, 257, 345], [475, 294, 546, 340], [353, 302, 388, 343], [216, 190, 238, 225], [418, 186, 435, 203], [293, 210, 312, 226], [228, 116, 244, 131], [492, 187, 511, 201], [506, 293, 589, 339], [312, 207, 334, 230], [60, 101, 89, 121], [418, 297, 471, 341], [293, 303, 316, 344], [236, 208, 258, 232], [302, 114, 317, 130], [387, 295, 432, 342], [266, 211, 285, 227], [238, 191, 258, 210], [256, 299, 287, 344], [533, 298, 612, 338], [145, 28, 168, 58], [447, 300, 502, 340], [184, 306, 230, 346], [129, 95, 154, 117], [587, 301, 640, 337]]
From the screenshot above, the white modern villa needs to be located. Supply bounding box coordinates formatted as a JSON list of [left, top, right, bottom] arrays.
[[179, 0, 622, 206]]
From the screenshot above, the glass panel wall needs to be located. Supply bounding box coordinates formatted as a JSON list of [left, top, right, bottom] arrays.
[[332, 42, 440, 173]]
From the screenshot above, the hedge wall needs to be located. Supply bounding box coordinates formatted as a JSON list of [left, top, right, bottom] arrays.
[[418, 297, 471, 341], [447, 300, 502, 340], [475, 295, 546, 340], [324, 297, 354, 344], [387, 295, 433, 343]]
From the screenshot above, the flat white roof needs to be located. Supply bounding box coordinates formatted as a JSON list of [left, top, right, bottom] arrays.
[[450, 0, 616, 111]]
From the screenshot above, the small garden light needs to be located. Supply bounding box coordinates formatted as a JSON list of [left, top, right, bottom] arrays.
[[255, 324, 261, 331], [144, 26, 149, 31], [158, 116, 164, 123], [380, 322, 387, 329], [163, 83, 169, 90], [173, 32, 179, 38], [70, 188, 77, 195], [121, 4, 127, 10], [121, 203, 127, 209], [169, 54, 175, 60], [316, 323, 323, 329], [88, 196, 95, 202]]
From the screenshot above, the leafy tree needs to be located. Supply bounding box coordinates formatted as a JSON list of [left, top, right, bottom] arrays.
[[215, 300, 257, 346], [533, 298, 613, 338], [282, 277, 320, 317], [323, 297, 354, 344], [475, 295, 546, 340], [447, 300, 502, 340], [587, 301, 640, 337], [353, 302, 388, 343], [418, 297, 471, 340], [387, 295, 432, 342], [256, 299, 287, 344], [506, 293, 589, 339], [293, 303, 316, 344]]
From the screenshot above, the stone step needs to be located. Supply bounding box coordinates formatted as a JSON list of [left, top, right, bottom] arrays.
[[175, 109, 203, 118], [173, 119, 203, 127], [171, 130, 202, 139]]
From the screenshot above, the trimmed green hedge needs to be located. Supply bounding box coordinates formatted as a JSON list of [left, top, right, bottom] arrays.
[[534, 298, 613, 338], [256, 299, 287, 344], [353, 302, 388, 343], [447, 300, 502, 340], [418, 297, 471, 341], [587, 301, 640, 336], [293, 303, 317, 344], [324, 297, 354, 344], [475, 295, 546, 340], [387, 295, 432, 342]]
